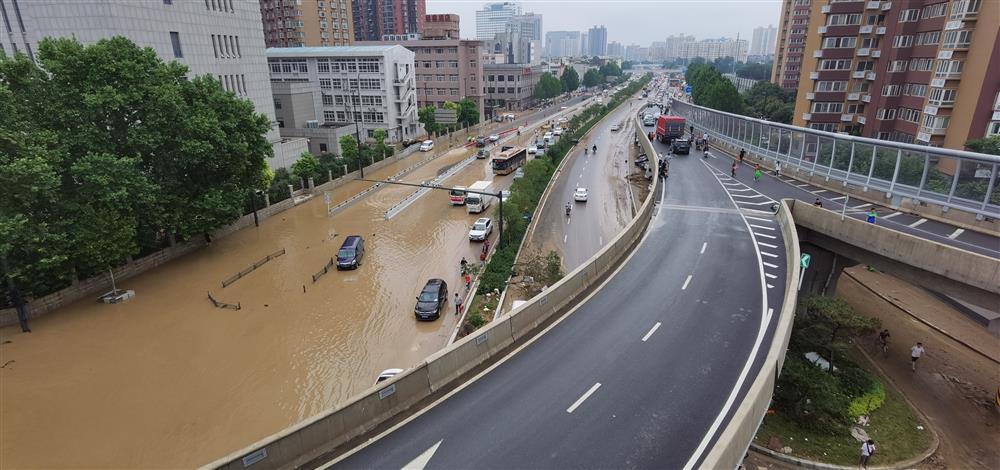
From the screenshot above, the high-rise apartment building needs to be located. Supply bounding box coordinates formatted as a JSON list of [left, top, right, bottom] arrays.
[[580, 32, 589, 56], [587, 25, 608, 56], [665, 34, 696, 60], [475, 2, 521, 40], [772, 0, 813, 91], [1, 0, 307, 168], [792, 0, 999, 149], [607, 41, 625, 58], [509, 13, 542, 41], [352, 0, 425, 41], [545, 31, 581, 58], [260, 0, 355, 48], [750, 24, 778, 56], [678, 38, 748, 62]]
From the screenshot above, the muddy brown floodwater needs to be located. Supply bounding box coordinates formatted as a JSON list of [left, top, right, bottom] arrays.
[[0, 140, 525, 468]]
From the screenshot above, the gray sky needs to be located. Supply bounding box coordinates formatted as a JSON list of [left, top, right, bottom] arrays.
[[426, 0, 782, 45]]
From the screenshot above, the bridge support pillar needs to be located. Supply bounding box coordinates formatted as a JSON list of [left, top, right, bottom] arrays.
[[798, 241, 858, 297]]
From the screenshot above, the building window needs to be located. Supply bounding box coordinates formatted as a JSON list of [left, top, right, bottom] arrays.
[[811, 102, 843, 114], [322, 94, 334, 105], [320, 78, 332, 89], [891, 35, 914, 48], [876, 108, 896, 120], [323, 111, 337, 121], [815, 81, 847, 92], [928, 88, 957, 104], [274, 100, 282, 110], [881, 85, 900, 96], [163, 0, 172, 4], [908, 58, 934, 72], [903, 83, 927, 97], [819, 59, 852, 70], [943, 30, 973, 49], [921, 3, 947, 19], [822, 37, 856, 49], [899, 9, 920, 22], [887, 60, 908, 72], [917, 31, 941, 45], [827, 14, 861, 26], [169, 32, 183, 58], [921, 114, 948, 129]]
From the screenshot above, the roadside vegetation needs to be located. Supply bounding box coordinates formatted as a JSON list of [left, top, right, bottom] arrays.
[[459, 72, 652, 334], [755, 296, 931, 465]]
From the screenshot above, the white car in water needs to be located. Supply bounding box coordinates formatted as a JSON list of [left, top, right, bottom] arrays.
[[469, 218, 493, 241], [419, 140, 434, 151], [527, 145, 538, 155], [574, 187, 589, 202]]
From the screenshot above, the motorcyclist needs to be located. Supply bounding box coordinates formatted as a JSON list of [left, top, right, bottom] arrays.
[[592, 144, 597, 153], [565, 202, 572, 216]]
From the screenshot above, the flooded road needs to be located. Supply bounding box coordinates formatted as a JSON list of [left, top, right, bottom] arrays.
[[0, 102, 589, 469]]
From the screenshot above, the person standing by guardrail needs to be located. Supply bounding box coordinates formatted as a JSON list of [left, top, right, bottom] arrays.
[[867, 208, 878, 224]]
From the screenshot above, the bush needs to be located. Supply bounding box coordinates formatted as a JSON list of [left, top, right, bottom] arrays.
[[773, 355, 852, 432], [848, 380, 885, 418], [468, 311, 487, 329]]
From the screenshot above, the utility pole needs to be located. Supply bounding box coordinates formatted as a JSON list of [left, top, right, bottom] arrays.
[[353, 72, 365, 178]]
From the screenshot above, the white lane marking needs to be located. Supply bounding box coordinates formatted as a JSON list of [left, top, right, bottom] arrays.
[[764, 308, 774, 324], [795, 183, 811, 188], [760, 251, 779, 258], [767, 283, 775, 289], [830, 196, 847, 201], [851, 203, 871, 209], [732, 193, 769, 199], [728, 187, 755, 192], [757, 241, 778, 249], [754, 232, 778, 240], [687, 161, 773, 470], [402, 440, 442, 470], [811, 189, 830, 194], [739, 200, 778, 206], [909, 218, 927, 228], [744, 215, 773, 223], [700, 242, 708, 254], [682, 275, 693, 290], [599, 236, 604, 246], [641, 322, 662, 342], [564, 234, 568, 244], [567, 382, 602, 414], [948, 228, 965, 239], [882, 211, 902, 219], [566, 217, 571, 225], [763, 261, 779, 269], [750, 224, 775, 231], [782, 179, 798, 184], [765, 273, 778, 279]]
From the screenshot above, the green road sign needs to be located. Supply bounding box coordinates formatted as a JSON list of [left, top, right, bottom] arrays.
[[800, 253, 811, 269]]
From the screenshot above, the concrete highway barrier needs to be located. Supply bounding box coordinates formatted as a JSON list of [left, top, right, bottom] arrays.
[[700, 199, 801, 469], [205, 103, 659, 470]]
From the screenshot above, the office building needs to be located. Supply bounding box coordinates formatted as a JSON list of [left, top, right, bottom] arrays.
[[580, 32, 589, 56], [475, 2, 520, 40], [484, 29, 540, 65], [678, 38, 748, 62], [356, 37, 485, 120], [1, 0, 306, 168], [509, 13, 542, 41], [260, 0, 355, 48], [792, 0, 999, 149], [483, 63, 543, 113], [424, 13, 459, 40], [625, 44, 645, 62], [267, 45, 420, 154], [545, 31, 581, 58], [607, 41, 625, 58], [648, 41, 667, 62], [586, 25, 607, 56], [772, 0, 812, 91], [750, 24, 778, 57], [665, 34, 695, 60], [352, 0, 425, 42]]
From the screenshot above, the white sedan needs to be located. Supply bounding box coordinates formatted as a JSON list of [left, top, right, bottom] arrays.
[[574, 187, 588, 202], [610, 124, 620, 131], [488, 134, 500, 142], [418, 140, 434, 151], [527, 145, 538, 155]]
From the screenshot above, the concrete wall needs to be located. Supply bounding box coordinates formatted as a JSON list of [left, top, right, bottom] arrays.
[[203, 108, 660, 470], [700, 199, 801, 468]]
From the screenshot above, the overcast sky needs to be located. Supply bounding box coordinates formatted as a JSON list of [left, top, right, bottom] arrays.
[[426, 0, 783, 45]]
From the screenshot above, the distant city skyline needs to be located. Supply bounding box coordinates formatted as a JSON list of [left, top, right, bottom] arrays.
[[428, 0, 782, 45]]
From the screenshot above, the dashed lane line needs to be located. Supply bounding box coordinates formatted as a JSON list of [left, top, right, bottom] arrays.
[[641, 322, 662, 342], [700, 242, 707, 254], [682, 275, 693, 290], [883, 211, 902, 219], [749, 224, 775, 231], [754, 232, 778, 240], [909, 218, 928, 228], [566, 383, 602, 414], [948, 228, 965, 239]]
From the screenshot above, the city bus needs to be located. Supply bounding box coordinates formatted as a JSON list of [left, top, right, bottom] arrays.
[[492, 146, 527, 175]]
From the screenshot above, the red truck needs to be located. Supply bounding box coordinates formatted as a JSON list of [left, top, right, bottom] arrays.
[[655, 115, 686, 143]]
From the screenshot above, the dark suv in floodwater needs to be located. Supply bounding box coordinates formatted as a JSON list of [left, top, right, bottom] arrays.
[[414, 279, 449, 320]]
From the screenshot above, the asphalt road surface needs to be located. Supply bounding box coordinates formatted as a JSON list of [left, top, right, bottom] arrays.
[[319, 87, 789, 469]]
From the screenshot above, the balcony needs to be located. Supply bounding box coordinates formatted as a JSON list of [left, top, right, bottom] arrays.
[[937, 50, 954, 59], [813, 50, 824, 58], [821, 5, 831, 13], [881, 1, 892, 10], [867, 1, 881, 9], [858, 116, 867, 124], [818, 25, 828, 34], [848, 92, 861, 101], [876, 26, 886, 35], [871, 49, 881, 58], [934, 71, 963, 80], [924, 105, 939, 115], [927, 98, 954, 108], [802, 113, 813, 121], [950, 6, 980, 20], [810, 71, 820, 80], [917, 132, 932, 142], [852, 71, 866, 78], [945, 20, 964, 30], [857, 48, 870, 56], [866, 71, 877, 80], [862, 94, 872, 102], [921, 125, 947, 136], [860, 25, 874, 34], [841, 114, 855, 122], [806, 92, 816, 100]]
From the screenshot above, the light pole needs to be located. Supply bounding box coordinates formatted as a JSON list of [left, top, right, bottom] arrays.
[[352, 72, 364, 178]]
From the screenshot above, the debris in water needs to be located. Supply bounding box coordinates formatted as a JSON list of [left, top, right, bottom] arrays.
[[1, 360, 14, 369]]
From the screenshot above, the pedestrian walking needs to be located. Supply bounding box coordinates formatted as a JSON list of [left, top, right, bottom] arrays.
[[773, 161, 782, 176], [464, 273, 472, 291], [859, 440, 876, 469], [867, 208, 878, 224], [754, 166, 762, 183], [460, 256, 468, 274], [454, 293, 464, 315], [910, 342, 925, 371], [739, 148, 746, 163], [731, 161, 738, 178]]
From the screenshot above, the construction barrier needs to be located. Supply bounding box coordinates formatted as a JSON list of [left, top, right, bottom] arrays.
[[207, 291, 241, 311], [311, 258, 336, 283], [221, 249, 286, 288]]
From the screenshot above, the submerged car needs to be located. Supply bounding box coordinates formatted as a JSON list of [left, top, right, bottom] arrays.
[[469, 217, 493, 241]]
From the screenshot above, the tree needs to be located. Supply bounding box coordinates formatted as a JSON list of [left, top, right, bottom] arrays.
[[582, 68, 603, 87], [560, 67, 580, 92], [795, 297, 881, 372], [456, 98, 480, 127], [371, 128, 390, 161], [621, 61, 634, 70], [418, 105, 439, 135], [533, 72, 563, 99], [339, 135, 361, 170], [291, 151, 321, 180], [737, 61, 772, 80], [744, 81, 794, 124], [599, 62, 622, 78], [966, 136, 1000, 155]]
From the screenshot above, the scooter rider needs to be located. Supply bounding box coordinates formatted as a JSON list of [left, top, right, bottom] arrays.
[[565, 202, 572, 216]]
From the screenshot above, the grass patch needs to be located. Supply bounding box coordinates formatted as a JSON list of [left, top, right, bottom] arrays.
[[755, 347, 931, 465]]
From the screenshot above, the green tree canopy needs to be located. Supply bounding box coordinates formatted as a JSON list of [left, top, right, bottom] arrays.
[[599, 62, 622, 78], [0, 36, 272, 294], [418, 106, 439, 135], [291, 152, 321, 180], [582, 68, 603, 87], [560, 67, 580, 92], [743, 81, 794, 124], [339, 135, 361, 170], [457, 98, 480, 127], [966, 136, 1000, 155], [533, 72, 563, 99]]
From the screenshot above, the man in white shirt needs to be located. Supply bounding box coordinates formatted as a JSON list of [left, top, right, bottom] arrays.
[[910, 342, 925, 371], [859, 439, 876, 469]]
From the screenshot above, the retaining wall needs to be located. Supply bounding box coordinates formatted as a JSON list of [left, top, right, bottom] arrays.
[[203, 99, 660, 470], [700, 199, 801, 468]]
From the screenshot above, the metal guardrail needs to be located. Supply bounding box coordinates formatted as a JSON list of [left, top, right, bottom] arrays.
[[671, 100, 1000, 219]]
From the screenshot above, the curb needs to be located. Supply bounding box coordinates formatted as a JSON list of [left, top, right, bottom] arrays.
[[842, 270, 1000, 366]]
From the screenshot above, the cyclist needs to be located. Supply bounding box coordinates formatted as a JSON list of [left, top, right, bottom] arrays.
[[878, 329, 891, 355]]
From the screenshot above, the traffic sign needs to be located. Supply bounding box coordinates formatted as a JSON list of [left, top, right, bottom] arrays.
[[684, 85, 692, 94], [800, 253, 811, 269]]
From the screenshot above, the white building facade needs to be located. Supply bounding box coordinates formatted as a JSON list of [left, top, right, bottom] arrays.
[[474, 2, 520, 40], [266, 46, 419, 143], [0, 0, 307, 168]]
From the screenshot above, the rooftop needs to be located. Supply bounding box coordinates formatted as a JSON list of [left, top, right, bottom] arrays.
[[267, 45, 407, 58]]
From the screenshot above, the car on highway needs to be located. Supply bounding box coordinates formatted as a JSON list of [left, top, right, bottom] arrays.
[[375, 368, 403, 385], [527, 145, 537, 155], [469, 217, 493, 241], [488, 134, 500, 142], [419, 140, 434, 151], [475, 136, 487, 147], [553, 127, 563, 136], [671, 138, 691, 154], [535, 146, 545, 157], [558, 117, 568, 123], [610, 124, 620, 131], [414, 279, 448, 321], [574, 187, 588, 202], [476, 149, 490, 159]]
